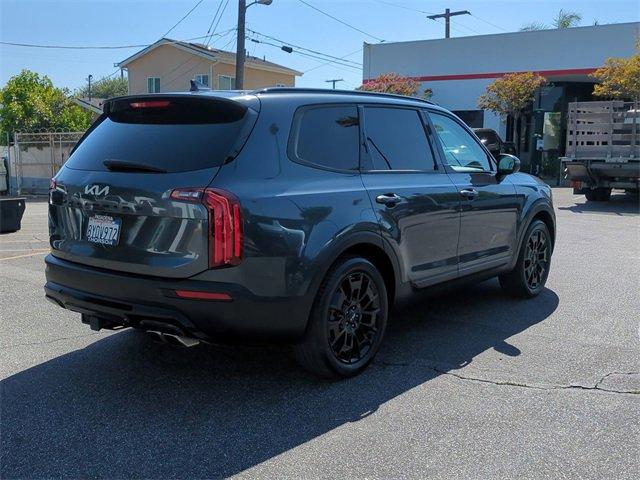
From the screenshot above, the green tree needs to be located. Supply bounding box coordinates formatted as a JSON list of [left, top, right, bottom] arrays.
[[358, 73, 432, 98], [520, 9, 582, 31], [552, 9, 582, 29], [591, 44, 640, 102], [478, 72, 547, 153], [0, 70, 92, 143], [77, 76, 128, 99]]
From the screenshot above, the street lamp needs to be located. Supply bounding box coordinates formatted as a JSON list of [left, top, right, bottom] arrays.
[[236, 0, 272, 89]]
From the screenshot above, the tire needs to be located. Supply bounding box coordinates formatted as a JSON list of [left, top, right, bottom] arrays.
[[293, 256, 389, 378], [499, 220, 552, 299], [585, 187, 611, 202]]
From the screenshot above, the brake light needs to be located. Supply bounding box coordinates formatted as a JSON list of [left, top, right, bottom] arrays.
[[174, 290, 232, 301], [129, 100, 171, 109], [170, 187, 243, 268]]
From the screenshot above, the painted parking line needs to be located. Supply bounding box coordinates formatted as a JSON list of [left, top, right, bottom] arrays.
[[0, 250, 50, 261]]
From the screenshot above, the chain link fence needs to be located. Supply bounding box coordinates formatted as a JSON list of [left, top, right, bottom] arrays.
[[12, 131, 84, 195]]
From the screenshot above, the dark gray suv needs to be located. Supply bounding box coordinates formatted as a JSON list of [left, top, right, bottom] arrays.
[[45, 88, 555, 377]]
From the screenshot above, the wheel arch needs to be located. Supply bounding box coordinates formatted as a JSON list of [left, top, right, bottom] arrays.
[[306, 232, 401, 314]]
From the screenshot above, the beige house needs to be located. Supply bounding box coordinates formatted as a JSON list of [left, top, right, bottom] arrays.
[[118, 38, 302, 94]]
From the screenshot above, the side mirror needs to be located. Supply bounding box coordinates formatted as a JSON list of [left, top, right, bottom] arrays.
[[497, 154, 521, 177]]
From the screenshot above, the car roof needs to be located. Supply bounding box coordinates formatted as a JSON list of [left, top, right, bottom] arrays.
[[249, 87, 449, 111], [107, 88, 450, 114]]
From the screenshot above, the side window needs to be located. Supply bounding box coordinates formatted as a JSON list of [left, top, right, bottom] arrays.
[[363, 107, 436, 171], [147, 77, 160, 93], [194, 74, 209, 87], [430, 113, 493, 172], [292, 105, 360, 171]]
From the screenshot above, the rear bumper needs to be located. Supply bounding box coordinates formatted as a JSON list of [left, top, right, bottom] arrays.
[[44, 254, 310, 341]]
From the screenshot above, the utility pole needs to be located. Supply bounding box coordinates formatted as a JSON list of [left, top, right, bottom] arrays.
[[235, 0, 272, 90], [427, 8, 471, 38], [235, 0, 247, 90], [325, 78, 344, 89], [86, 74, 93, 101]]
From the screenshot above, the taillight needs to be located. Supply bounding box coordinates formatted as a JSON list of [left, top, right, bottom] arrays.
[[170, 187, 243, 268], [129, 100, 171, 109], [49, 178, 57, 192]]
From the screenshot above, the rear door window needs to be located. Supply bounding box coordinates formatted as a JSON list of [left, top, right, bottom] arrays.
[[363, 107, 437, 171], [289, 105, 360, 171], [65, 97, 252, 173]]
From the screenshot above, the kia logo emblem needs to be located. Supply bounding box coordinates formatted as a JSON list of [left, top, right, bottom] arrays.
[[84, 185, 110, 196]]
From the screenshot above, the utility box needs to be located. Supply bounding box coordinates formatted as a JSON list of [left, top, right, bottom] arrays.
[[0, 197, 26, 233]]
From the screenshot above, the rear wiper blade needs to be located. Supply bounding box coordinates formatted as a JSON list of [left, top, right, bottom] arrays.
[[103, 160, 167, 173]]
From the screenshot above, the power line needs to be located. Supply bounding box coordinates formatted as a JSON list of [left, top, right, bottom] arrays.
[[205, 0, 231, 47], [247, 29, 361, 66], [372, 0, 435, 15], [248, 37, 361, 71], [297, 0, 385, 42], [470, 13, 509, 32], [303, 48, 363, 74], [0, 34, 223, 51], [162, 0, 206, 38]]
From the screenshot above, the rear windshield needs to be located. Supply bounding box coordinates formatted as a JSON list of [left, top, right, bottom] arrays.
[[65, 97, 250, 173]]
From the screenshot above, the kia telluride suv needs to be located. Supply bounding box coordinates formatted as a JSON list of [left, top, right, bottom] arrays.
[[45, 88, 555, 378]]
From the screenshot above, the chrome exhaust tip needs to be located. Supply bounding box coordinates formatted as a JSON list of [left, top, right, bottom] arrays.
[[146, 330, 167, 343], [163, 333, 201, 348]]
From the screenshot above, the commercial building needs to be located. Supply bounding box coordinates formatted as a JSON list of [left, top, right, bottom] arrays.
[[363, 22, 639, 172]]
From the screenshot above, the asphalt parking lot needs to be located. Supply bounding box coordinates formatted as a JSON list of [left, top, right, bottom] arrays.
[[1, 188, 638, 479]]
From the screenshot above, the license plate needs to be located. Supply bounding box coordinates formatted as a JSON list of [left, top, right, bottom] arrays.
[[86, 215, 121, 246]]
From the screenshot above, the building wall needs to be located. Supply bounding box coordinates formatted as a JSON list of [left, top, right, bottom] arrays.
[[126, 44, 295, 94], [127, 44, 212, 94], [212, 62, 294, 89], [363, 22, 640, 135]]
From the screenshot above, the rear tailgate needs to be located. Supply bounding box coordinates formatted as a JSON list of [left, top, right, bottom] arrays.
[[49, 94, 257, 278]]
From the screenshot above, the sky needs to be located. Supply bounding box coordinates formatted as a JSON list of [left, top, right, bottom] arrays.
[[1, 0, 638, 92]]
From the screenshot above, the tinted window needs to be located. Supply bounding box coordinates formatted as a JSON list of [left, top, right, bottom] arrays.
[[430, 113, 492, 172], [65, 97, 249, 173], [364, 107, 435, 171], [293, 106, 359, 170]]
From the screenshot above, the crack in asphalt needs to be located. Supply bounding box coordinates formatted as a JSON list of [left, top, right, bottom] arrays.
[[375, 361, 639, 395]]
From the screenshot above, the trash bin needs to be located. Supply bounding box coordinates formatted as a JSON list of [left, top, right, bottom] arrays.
[[0, 197, 26, 233]]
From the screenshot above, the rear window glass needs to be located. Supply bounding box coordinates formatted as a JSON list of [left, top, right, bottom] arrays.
[[65, 97, 249, 173], [291, 105, 360, 171]]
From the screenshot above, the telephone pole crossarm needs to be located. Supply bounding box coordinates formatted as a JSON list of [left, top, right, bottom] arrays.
[[427, 8, 471, 38]]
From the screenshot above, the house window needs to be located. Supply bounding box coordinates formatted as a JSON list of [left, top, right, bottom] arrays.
[[218, 75, 236, 90], [194, 74, 209, 87], [147, 77, 160, 93]]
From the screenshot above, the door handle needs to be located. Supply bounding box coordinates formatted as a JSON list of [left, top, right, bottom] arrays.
[[375, 193, 402, 206], [460, 188, 479, 199]]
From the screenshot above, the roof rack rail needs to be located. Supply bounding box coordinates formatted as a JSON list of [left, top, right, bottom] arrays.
[[250, 87, 435, 105]]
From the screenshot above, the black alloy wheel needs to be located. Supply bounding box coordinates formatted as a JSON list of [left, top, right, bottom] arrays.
[[294, 256, 388, 378], [523, 229, 550, 291], [499, 219, 553, 298], [327, 271, 382, 365]]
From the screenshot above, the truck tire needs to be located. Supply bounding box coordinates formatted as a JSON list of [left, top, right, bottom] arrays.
[[293, 256, 388, 378], [585, 188, 611, 202], [499, 220, 552, 299]]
